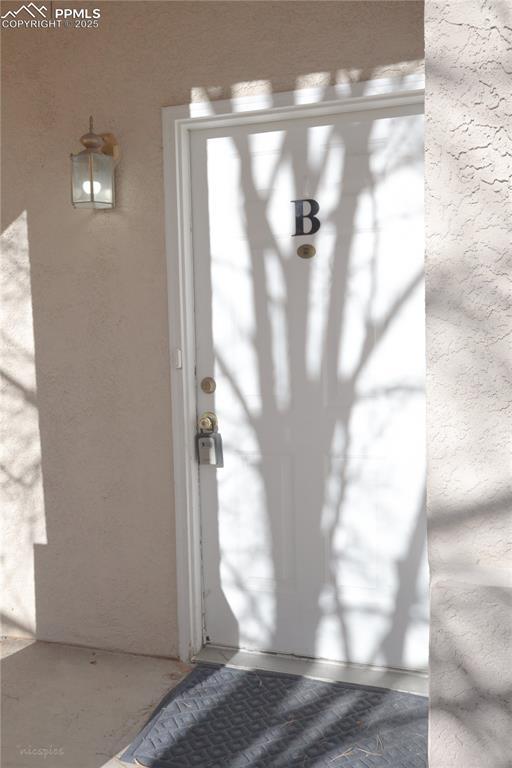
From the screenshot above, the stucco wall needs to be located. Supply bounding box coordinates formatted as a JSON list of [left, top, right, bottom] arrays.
[[425, 1, 512, 766], [1, 1, 424, 656]]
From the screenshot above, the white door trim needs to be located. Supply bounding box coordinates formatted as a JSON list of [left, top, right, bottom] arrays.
[[162, 74, 425, 662]]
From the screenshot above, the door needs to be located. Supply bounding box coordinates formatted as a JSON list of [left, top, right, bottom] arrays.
[[190, 101, 428, 671]]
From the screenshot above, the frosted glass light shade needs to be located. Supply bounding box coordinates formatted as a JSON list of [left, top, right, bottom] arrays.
[[71, 150, 115, 209]]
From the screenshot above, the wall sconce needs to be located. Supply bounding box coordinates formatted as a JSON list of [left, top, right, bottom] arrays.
[[70, 116, 119, 209]]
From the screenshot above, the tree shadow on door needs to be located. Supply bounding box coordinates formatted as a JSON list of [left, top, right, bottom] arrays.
[[177, 73, 428, 766]]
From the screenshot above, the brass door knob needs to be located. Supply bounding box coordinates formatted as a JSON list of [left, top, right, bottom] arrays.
[[198, 411, 218, 432]]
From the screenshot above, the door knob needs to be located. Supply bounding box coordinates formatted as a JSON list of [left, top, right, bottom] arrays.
[[198, 411, 218, 433]]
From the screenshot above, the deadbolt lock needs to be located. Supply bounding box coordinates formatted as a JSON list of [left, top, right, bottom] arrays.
[[201, 376, 216, 394]]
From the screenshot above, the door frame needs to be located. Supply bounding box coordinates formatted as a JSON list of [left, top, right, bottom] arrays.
[[162, 74, 425, 662]]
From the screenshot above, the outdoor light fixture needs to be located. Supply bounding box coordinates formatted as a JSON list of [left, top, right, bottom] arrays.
[[70, 117, 119, 209]]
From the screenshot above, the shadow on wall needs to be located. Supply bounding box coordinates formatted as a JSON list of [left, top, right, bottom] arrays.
[[1, 211, 45, 639], [429, 579, 512, 768], [424, 1, 512, 760]]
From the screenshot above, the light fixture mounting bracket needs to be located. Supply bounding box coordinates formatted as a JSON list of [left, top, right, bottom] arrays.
[[99, 132, 120, 165]]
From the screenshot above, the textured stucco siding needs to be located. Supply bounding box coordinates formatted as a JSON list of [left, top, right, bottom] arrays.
[[1, 1, 423, 657], [425, 1, 512, 765]]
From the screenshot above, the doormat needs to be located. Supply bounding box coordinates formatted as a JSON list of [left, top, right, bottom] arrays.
[[122, 663, 427, 768]]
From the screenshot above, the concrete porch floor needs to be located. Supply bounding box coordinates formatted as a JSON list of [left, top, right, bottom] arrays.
[[1, 638, 190, 768]]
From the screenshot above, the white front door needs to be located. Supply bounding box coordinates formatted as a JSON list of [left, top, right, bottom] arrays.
[[190, 101, 428, 671]]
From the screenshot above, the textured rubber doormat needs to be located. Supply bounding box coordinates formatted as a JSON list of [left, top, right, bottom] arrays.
[[122, 663, 427, 767]]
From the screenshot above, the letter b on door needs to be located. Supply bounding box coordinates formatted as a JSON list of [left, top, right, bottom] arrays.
[[292, 199, 321, 236]]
